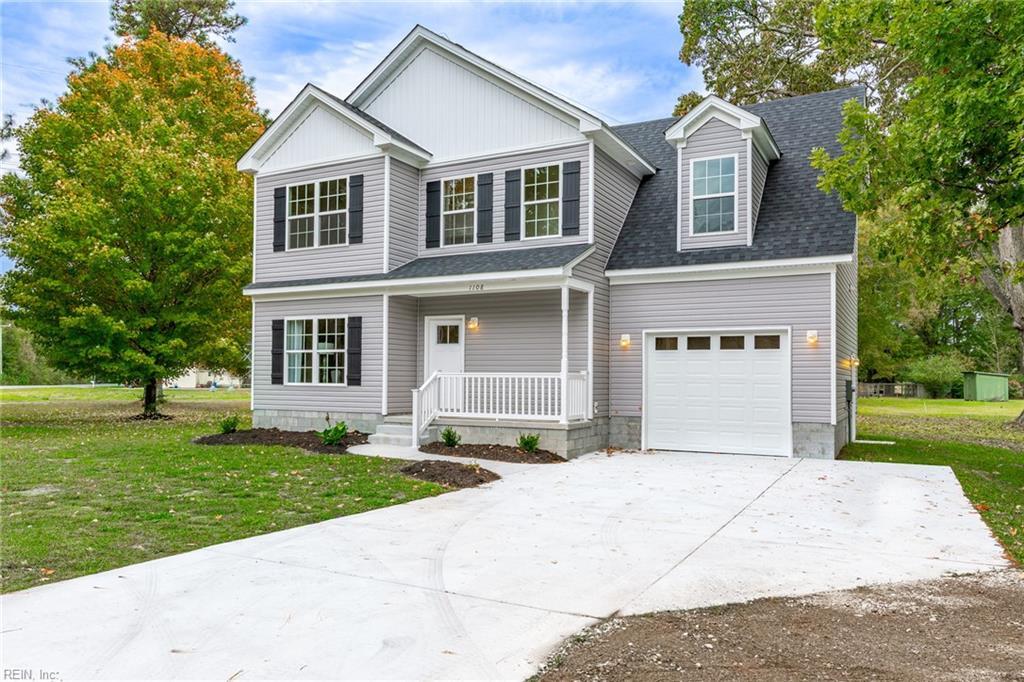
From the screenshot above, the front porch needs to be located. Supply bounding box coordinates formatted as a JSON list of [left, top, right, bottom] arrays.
[[381, 283, 598, 457]]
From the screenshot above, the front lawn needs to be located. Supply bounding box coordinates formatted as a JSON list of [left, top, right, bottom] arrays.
[[0, 397, 444, 593], [0, 385, 251, 402], [844, 397, 1024, 564]]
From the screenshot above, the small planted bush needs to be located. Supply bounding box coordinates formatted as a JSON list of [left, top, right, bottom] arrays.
[[219, 414, 240, 434], [319, 421, 349, 445], [517, 433, 541, 453], [440, 426, 461, 447]]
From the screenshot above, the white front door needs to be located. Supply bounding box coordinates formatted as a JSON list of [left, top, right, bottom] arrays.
[[425, 316, 465, 379], [644, 330, 791, 456]]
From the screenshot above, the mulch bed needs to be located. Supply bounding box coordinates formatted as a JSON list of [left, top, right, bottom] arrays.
[[420, 441, 564, 464], [536, 569, 1024, 682], [194, 428, 368, 454], [399, 460, 500, 488]]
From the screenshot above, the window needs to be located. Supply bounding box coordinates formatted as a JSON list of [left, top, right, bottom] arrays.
[[436, 324, 460, 344], [442, 176, 475, 246], [655, 337, 679, 351], [287, 178, 347, 250], [755, 334, 781, 350], [692, 156, 736, 234], [720, 335, 745, 350], [286, 317, 346, 384], [687, 336, 711, 350], [524, 164, 560, 238]]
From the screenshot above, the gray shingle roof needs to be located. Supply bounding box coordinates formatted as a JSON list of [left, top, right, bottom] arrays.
[[245, 243, 592, 291], [606, 86, 863, 270]]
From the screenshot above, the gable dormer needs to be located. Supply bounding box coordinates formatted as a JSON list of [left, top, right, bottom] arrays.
[[665, 96, 780, 251]]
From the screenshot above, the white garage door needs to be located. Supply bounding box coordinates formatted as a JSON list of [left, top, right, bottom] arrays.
[[645, 330, 791, 456]]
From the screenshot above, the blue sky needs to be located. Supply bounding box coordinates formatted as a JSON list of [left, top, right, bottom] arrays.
[[0, 0, 705, 272]]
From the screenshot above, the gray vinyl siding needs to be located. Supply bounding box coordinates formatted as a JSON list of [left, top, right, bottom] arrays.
[[573, 147, 642, 417], [835, 252, 858, 445], [750, 143, 769, 235], [416, 143, 590, 257], [254, 156, 385, 282], [252, 295, 383, 413], [387, 295, 417, 413], [609, 273, 833, 423], [413, 290, 588, 383], [388, 158, 420, 270], [679, 118, 748, 250]]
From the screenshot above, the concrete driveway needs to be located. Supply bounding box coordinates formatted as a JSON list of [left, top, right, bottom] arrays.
[[2, 451, 1008, 680]]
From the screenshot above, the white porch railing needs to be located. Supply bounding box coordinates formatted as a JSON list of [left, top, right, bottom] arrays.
[[412, 371, 589, 442]]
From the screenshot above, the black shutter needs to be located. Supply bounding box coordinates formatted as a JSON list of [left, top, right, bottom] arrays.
[[273, 188, 287, 252], [504, 169, 521, 241], [271, 319, 284, 384], [476, 173, 493, 243], [347, 316, 362, 386], [562, 161, 580, 236], [425, 180, 441, 249], [348, 174, 363, 244]]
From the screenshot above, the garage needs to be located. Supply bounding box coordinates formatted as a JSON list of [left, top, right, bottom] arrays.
[[644, 330, 791, 456]]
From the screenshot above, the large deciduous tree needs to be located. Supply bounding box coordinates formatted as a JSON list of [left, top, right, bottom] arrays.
[[811, 0, 1024, 377], [111, 0, 247, 44], [674, 0, 912, 115], [0, 31, 264, 414]]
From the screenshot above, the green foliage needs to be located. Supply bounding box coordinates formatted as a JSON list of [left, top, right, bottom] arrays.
[[218, 413, 240, 434], [0, 321, 79, 385], [319, 421, 348, 446], [675, 0, 912, 115], [517, 433, 541, 453], [440, 426, 461, 447], [0, 32, 265, 413], [812, 0, 1024, 261], [110, 0, 247, 44], [901, 354, 967, 398]]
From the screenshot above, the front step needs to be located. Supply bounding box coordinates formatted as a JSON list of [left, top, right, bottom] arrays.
[[368, 414, 434, 448]]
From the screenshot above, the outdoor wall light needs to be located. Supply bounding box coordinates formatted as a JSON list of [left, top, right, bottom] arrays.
[[849, 355, 860, 367], [619, 333, 631, 348], [806, 329, 819, 345], [467, 317, 479, 331]]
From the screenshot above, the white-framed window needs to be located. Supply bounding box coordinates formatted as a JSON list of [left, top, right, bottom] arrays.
[[287, 177, 348, 250], [690, 156, 736, 235], [285, 317, 346, 385], [523, 163, 560, 239], [442, 175, 475, 246]]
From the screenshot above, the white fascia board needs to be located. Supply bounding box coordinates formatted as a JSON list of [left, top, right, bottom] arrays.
[[665, 95, 781, 161], [237, 84, 431, 174], [588, 127, 656, 178], [245, 271, 572, 302], [606, 254, 853, 285]]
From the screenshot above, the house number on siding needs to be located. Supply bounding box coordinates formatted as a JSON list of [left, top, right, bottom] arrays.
[[467, 284, 484, 291]]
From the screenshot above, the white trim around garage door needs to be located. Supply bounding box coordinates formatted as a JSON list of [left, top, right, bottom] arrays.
[[640, 326, 793, 457]]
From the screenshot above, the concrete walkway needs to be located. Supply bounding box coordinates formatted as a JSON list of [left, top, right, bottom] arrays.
[[2, 451, 1008, 680]]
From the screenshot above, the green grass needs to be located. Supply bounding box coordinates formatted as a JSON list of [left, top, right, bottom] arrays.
[[0, 386, 251, 402], [844, 397, 1024, 565], [1, 398, 444, 593]]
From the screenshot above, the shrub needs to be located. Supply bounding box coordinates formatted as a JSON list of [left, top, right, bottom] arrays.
[[218, 414, 240, 434], [440, 426, 461, 447], [319, 421, 348, 445], [1010, 374, 1024, 400], [901, 353, 967, 398], [517, 433, 541, 453]]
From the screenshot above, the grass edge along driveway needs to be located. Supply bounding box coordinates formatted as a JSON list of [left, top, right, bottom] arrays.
[[1, 396, 445, 594]]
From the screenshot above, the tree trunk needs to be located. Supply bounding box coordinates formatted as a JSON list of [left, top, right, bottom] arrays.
[[979, 225, 1024, 424], [143, 377, 159, 416]]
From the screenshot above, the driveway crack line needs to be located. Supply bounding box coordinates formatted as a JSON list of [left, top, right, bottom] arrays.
[[616, 458, 805, 615]]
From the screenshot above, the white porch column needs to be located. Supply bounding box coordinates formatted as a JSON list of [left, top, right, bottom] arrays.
[[587, 288, 594, 419], [560, 284, 569, 424]]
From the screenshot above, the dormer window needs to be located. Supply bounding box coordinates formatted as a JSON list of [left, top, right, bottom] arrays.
[[691, 156, 736, 235]]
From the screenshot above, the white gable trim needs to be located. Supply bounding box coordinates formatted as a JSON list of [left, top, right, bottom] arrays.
[[666, 95, 781, 161], [348, 25, 655, 178], [237, 84, 431, 174], [606, 254, 851, 285]]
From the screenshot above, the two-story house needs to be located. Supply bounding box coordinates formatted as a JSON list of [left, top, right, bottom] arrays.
[[237, 26, 859, 460]]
